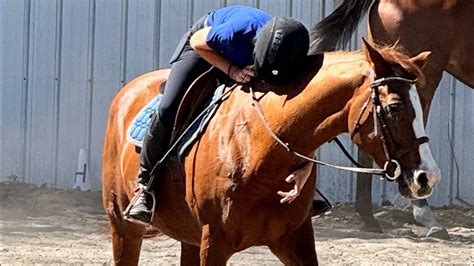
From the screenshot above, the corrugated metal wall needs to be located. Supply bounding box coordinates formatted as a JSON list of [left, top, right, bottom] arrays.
[[1, 0, 472, 206]]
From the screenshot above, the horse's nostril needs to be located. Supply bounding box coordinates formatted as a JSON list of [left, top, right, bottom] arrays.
[[418, 185, 432, 197], [414, 171, 435, 198], [416, 172, 429, 187]]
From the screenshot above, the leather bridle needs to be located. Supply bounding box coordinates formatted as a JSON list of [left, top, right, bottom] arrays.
[[250, 76, 429, 182], [350, 76, 429, 181]]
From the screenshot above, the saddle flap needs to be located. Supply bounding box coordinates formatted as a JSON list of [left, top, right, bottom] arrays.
[[172, 67, 219, 141]]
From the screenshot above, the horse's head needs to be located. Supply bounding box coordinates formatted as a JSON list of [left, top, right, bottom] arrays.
[[348, 39, 441, 199]]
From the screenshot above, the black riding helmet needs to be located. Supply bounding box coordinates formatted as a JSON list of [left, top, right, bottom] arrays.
[[253, 17, 309, 85]]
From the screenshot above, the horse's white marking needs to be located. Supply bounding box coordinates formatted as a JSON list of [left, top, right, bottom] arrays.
[[408, 85, 425, 139], [408, 85, 441, 187]]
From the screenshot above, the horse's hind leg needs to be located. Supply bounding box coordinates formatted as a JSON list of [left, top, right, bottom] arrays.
[[107, 193, 146, 265], [180, 242, 200, 266], [269, 218, 318, 265]]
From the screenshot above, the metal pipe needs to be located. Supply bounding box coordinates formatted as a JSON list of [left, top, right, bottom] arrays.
[[119, 0, 129, 85], [22, 0, 32, 183], [448, 76, 456, 205], [188, 0, 194, 27], [287, 0, 293, 17], [52, 0, 63, 188], [153, 0, 161, 69], [85, 0, 96, 173]]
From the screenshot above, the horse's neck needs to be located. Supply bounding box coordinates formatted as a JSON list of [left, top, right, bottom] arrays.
[[201, 56, 370, 195], [259, 54, 370, 155]]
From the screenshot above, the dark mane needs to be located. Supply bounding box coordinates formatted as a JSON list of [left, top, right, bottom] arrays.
[[308, 0, 372, 54]]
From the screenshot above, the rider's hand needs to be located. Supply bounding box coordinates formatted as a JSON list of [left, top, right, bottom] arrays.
[[228, 65, 255, 83], [277, 162, 313, 204]]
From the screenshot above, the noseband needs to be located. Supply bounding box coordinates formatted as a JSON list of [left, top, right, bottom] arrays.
[[351, 76, 429, 181]]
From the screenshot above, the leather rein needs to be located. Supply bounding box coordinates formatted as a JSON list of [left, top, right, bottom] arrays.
[[249, 76, 429, 182]]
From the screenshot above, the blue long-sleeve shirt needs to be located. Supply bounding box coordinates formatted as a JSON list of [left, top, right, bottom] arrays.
[[205, 5, 272, 67]]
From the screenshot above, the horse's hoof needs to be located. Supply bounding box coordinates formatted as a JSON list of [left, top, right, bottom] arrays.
[[360, 217, 384, 233], [312, 199, 332, 216], [426, 226, 449, 240]]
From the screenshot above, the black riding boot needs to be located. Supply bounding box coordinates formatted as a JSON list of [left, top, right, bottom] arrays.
[[124, 113, 172, 225]]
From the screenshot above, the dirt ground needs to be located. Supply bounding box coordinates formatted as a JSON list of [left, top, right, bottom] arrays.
[[0, 182, 472, 265]]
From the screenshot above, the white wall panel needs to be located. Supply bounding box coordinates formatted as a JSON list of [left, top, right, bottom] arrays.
[[0, 0, 4, 182], [25, 0, 58, 186], [55, 0, 90, 189], [227, 0, 256, 7], [193, 0, 222, 20], [2, 0, 29, 181], [125, 0, 157, 82], [259, 0, 291, 17], [292, 0, 323, 26], [316, 135, 358, 203], [452, 81, 474, 205], [159, 1, 190, 67], [88, 0, 125, 190]]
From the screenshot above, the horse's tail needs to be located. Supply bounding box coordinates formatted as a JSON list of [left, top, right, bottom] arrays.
[[309, 0, 373, 54]]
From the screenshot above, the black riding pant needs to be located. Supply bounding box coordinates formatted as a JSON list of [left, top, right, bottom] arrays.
[[158, 48, 211, 126], [139, 16, 211, 185]]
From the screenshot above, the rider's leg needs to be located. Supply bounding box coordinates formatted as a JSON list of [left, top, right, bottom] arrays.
[[124, 45, 211, 225], [123, 112, 171, 225]]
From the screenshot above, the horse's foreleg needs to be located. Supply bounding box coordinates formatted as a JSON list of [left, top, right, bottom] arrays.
[[355, 152, 383, 233], [269, 218, 318, 265], [107, 192, 146, 265], [412, 199, 449, 239], [199, 224, 233, 266], [180, 242, 200, 266]]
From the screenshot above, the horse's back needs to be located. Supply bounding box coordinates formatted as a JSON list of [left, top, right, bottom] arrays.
[[110, 69, 170, 141]]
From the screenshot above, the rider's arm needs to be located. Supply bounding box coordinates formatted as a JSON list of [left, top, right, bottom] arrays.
[[190, 27, 254, 83]]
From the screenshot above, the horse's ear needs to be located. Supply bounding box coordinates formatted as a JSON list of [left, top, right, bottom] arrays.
[[410, 51, 431, 69], [362, 38, 390, 76]]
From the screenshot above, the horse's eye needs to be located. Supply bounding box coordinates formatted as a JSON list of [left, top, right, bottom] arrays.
[[386, 102, 403, 113]]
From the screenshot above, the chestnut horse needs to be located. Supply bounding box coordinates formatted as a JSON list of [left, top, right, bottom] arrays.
[[102, 39, 440, 264], [309, 0, 473, 237]]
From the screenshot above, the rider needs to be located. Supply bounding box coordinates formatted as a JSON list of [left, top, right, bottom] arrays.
[[124, 5, 312, 225]]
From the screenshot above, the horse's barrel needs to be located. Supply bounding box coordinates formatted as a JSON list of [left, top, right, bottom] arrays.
[[253, 17, 309, 85]]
